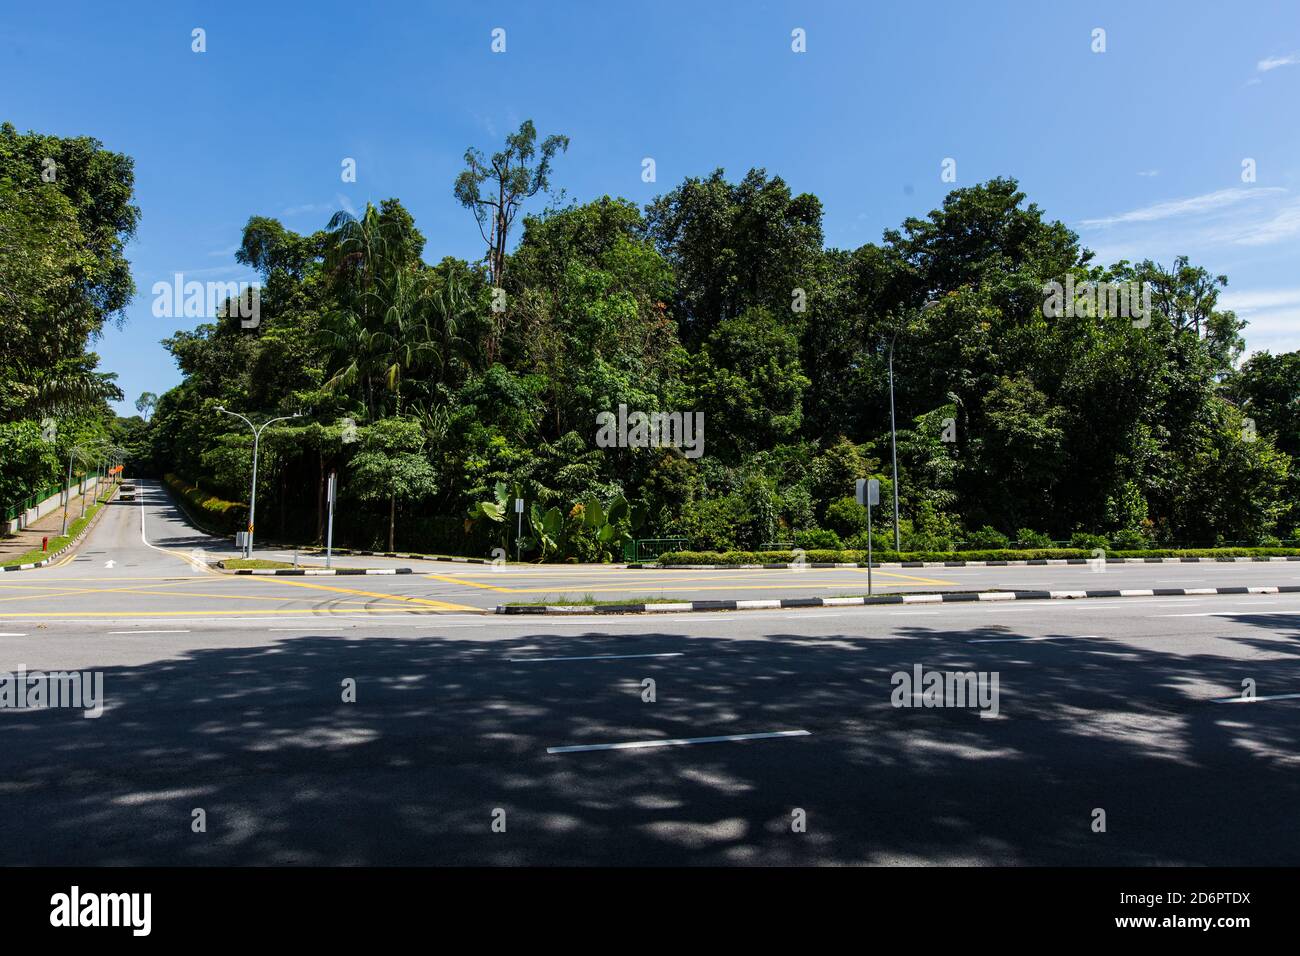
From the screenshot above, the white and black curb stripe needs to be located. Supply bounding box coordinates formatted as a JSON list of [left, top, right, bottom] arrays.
[[496, 585, 1300, 615], [229, 567, 414, 576], [298, 548, 488, 564], [1, 489, 118, 572], [630, 556, 1300, 570]]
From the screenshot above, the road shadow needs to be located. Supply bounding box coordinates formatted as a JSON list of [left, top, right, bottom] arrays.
[[0, 611, 1297, 865]]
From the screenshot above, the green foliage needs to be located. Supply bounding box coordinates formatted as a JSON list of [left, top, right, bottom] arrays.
[[1015, 528, 1054, 548], [89, 123, 1292, 559], [164, 472, 248, 534], [963, 525, 1011, 550], [794, 528, 842, 550]]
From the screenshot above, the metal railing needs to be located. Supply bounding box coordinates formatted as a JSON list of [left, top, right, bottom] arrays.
[[3, 475, 89, 523], [625, 537, 690, 562]]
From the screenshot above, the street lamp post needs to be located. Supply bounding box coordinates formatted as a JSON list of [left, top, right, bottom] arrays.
[[216, 407, 302, 558], [888, 331, 900, 553], [60, 441, 107, 535], [885, 300, 939, 555]]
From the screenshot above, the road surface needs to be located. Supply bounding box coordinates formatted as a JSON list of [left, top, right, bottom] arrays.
[[0, 480, 1297, 865]]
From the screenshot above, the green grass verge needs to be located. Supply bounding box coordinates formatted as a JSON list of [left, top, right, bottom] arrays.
[[505, 593, 684, 607], [220, 558, 296, 570], [0, 493, 113, 567]]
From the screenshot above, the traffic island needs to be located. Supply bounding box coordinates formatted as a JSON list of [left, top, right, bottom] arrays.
[[495, 584, 1300, 614], [216, 559, 414, 576]]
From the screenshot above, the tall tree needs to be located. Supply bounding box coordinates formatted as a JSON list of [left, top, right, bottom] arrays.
[[454, 120, 569, 289]]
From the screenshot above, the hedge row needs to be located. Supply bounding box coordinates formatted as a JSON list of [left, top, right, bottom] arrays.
[[163, 473, 248, 534], [656, 547, 1300, 564]]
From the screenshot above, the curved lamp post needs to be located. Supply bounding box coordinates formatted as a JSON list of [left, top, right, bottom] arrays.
[[215, 407, 302, 557]]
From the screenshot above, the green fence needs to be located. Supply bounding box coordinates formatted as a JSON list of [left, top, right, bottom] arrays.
[[624, 537, 690, 562], [2, 475, 89, 524]]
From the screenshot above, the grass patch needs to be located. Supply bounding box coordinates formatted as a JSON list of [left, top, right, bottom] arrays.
[[506, 593, 685, 607], [220, 558, 296, 570]]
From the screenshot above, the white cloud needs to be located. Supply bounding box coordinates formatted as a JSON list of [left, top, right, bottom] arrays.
[[1136, 169, 1159, 178], [1080, 187, 1284, 229], [1257, 53, 1300, 72], [1221, 287, 1300, 355]]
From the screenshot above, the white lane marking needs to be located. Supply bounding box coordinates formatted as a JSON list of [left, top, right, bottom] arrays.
[[105, 629, 191, 635], [0, 632, 28, 637], [968, 634, 1099, 644], [137, 483, 210, 572], [269, 626, 346, 631], [1212, 693, 1300, 704], [509, 652, 684, 663], [547, 729, 811, 754]]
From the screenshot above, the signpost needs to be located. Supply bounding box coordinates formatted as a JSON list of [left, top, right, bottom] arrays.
[[515, 497, 524, 564], [856, 478, 880, 594], [325, 470, 337, 569]]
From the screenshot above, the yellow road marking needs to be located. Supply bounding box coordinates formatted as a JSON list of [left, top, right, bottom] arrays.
[[850, 568, 961, 586], [423, 572, 514, 592], [0, 607, 481, 618], [245, 575, 482, 612]]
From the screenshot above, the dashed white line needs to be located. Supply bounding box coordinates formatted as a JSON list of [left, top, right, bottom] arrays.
[[1212, 693, 1300, 704], [105, 629, 191, 635], [547, 730, 812, 754]]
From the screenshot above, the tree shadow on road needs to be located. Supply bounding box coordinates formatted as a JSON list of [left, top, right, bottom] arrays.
[[1, 610, 1297, 865]]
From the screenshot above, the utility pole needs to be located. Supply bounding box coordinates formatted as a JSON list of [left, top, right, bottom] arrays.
[[325, 470, 337, 569], [216, 407, 302, 558], [888, 332, 900, 553]]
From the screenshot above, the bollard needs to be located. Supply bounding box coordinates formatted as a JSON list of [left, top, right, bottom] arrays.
[[42, 536, 49, 552]]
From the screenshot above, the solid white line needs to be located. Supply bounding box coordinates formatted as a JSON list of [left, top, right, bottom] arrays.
[[547, 729, 811, 754], [106, 629, 191, 634], [1212, 693, 1300, 704], [0, 632, 28, 637], [509, 652, 684, 663]]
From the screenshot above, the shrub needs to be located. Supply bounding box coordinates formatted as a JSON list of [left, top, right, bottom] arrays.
[[823, 496, 868, 539], [1110, 527, 1151, 550], [1015, 528, 1053, 548], [163, 473, 248, 534], [963, 525, 1010, 550], [1069, 531, 1110, 551], [794, 528, 842, 550], [680, 495, 750, 552]]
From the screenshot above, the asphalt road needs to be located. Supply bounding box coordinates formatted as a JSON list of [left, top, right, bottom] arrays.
[[1, 480, 1298, 865]]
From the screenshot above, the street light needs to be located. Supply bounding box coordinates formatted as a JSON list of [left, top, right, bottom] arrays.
[[60, 441, 108, 534], [216, 407, 302, 557], [886, 299, 940, 553]]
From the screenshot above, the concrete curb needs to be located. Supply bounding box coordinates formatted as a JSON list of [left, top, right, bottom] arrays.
[[0, 489, 119, 572], [226, 567, 414, 576], [629, 556, 1300, 570], [496, 584, 1300, 615], [295, 548, 489, 565]]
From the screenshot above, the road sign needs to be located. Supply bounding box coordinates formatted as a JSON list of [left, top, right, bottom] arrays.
[[515, 498, 524, 513], [856, 478, 880, 506]]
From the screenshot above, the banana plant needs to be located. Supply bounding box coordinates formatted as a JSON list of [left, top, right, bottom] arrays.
[[465, 482, 518, 550], [527, 501, 565, 560]]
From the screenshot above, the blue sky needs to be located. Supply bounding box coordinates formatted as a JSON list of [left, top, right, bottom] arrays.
[[4, 0, 1299, 416]]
